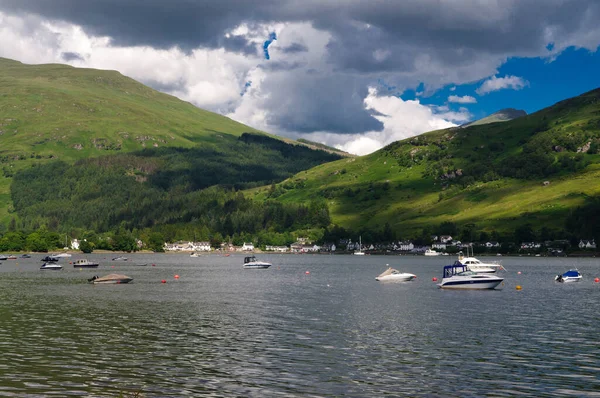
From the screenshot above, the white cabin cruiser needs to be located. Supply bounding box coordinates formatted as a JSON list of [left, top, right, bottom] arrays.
[[555, 269, 582, 283], [375, 267, 416, 282], [88, 274, 133, 284], [438, 262, 503, 290], [40, 262, 63, 270], [73, 259, 99, 268], [243, 256, 272, 269], [424, 249, 441, 256], [458, 251, 505, 273], [52, 253, 72, 258]]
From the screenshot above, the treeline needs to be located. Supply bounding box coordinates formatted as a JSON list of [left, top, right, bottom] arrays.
[[10, 133, 339, 234]]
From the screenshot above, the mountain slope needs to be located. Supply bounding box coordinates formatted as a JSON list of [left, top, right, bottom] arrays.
[[249, 88, 600, 239], [461, 108, 527, 127], [0, 58, 342, 225]]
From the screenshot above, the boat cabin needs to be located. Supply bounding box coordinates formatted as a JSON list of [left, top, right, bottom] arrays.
[[244, 256, 257, 264], [443, 261, 469, 278]]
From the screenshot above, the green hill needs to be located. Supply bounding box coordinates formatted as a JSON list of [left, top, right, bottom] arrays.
[[461, 108, 527, 128], [0, 58, 342, 231], [249, 88, 600, 241]]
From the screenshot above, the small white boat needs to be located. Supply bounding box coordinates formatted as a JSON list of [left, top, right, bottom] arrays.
[[438, 262, 504, 290], [375, 266, 416, 282], [73, 259, 99, 268], [41, 262, 63, 270], [112, 256, 128, 261], [424, 249, 441, 256], [458, 250, 505, 273], [190, 252, 200, 257], [52, 253, 72, 258], [243, 256, 272, 269], [88, 274, 133, 284], [353, 236, 365, 255], [555, 269, 582, 283]]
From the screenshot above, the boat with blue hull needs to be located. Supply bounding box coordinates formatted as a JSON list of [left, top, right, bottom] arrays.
[[438, 261, 503, 290]]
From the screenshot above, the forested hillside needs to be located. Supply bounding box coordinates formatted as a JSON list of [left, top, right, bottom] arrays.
[[249, 88, 600, 243]]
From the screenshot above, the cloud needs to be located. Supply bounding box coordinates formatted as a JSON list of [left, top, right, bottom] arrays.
[[1, 1, 600, 154], [448, 95, 477, 104], [476, 75, 530, 95]]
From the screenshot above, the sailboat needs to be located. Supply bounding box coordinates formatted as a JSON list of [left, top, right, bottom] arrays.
[[354, 236, 365, 256]]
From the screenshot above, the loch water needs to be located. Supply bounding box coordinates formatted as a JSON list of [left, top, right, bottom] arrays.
[[0, 253, 599, 397]]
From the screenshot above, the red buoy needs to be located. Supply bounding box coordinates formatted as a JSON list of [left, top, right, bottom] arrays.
[[161, 279, 166, 283], [432, 277, 438, 282], [305, 271, 310, 275], [595, 277, 599, 283], [174, 274, 180, 279]]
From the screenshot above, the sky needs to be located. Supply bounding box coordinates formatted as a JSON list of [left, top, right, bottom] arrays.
[[1, 1, 600, 155]]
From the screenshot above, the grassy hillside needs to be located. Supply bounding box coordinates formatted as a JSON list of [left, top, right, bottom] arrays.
[[249, 88, 600, 239], [0, 58, 339, 225], [462, 108, 527, 127]]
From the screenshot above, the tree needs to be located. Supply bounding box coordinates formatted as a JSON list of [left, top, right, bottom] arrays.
[[80, 240, 94, 253]]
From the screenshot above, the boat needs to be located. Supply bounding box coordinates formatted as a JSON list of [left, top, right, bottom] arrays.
[[40, 262, 63, 270], [555, 269, 582, 283], [7, 255, 17, 260], [353, 236, 366, 255], [190, 252, 200, 257], [375, 266, 416, 282], [243, 256, 272, 269], [73, 259, 100, 268], [438, 261, 504, 290], [52, 253, 72, 258], [20, 254, 32, 258], [88, 274, 133, 284], [457, 249, 505, 273], [41, 255, 60, 262], [112, 256, 128, 261], [134, 263, 148, 266], [424, 249, 441, 256], [0, 255, 7, 261]]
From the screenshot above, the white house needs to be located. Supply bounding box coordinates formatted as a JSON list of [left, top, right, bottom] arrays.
[[192, 241, 212, 251], [242, 242, 255, 251], [440, 235, 453, 243], [265, 245, 289, 252], [71, 239, 80, 250], [486, 241, 500, 248], [579, 240, 596, 249], [432, 242, 447, 250], [397, 241, 414, 251]]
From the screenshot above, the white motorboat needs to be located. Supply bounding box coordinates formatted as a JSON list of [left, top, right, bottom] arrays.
[[88, 274, 133, 284], [375, 266, 416, 282], [73, 259, 99, 268], [438, 261, 504, 290], [458, 250, 505, 273], [40, 262, 63, 270], [243, 256, 272, 269], [424, 249, 441, 256], [555, 269, 582, 283], [112, 256, 128, 261], [52, 253, 72, 258], [190, 252, 200, 257]]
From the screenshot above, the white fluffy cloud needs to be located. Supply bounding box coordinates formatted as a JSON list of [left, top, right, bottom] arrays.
[[476, 75, 530, 95], [448, 95, 477, 104]]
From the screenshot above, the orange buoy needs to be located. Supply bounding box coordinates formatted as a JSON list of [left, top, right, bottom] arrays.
[[516, 285, 522, 290], [161, 279, 166, 283], [518, 271, 522, 275], [432, 277, 438, 282], [174, 274, 180, 279]]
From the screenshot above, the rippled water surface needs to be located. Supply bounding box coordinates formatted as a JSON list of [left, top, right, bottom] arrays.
[[1, 253, 599, 397]]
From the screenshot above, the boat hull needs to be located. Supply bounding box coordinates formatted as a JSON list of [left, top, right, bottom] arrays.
[[40, 266, 63, 270], [243, 264, 271, 269], [438, 278, 503, 289], [376, 273, 416, 282], [92, 279, 132, 284]]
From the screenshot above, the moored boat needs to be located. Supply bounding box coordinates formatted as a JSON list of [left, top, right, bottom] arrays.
[[73, 259, 100, 268], [243, 256, 272, 269], [41, 255, 60, 262], [375, 266, 416, 282], [41, 262, 63, 270], [424, 249, 441, 256], [112, 256, 128, 261], [555, 269, 582, 283], [458, 249, 505, 273], [438, 261, 504, 290], [88, 274, 133, 284], [52, 253, 72, 258], [0, 255, 7, 261], [190, 252, 200, 257]]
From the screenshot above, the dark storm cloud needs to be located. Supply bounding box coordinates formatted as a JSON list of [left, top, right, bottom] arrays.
[[61, 51, 85, 62], [280, 43, 308, 54]]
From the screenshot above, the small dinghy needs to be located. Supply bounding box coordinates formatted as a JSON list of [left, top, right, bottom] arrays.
[[88, 274, 133, 284], [375, 266, 416, 282], [555, 269, 582, 283]]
